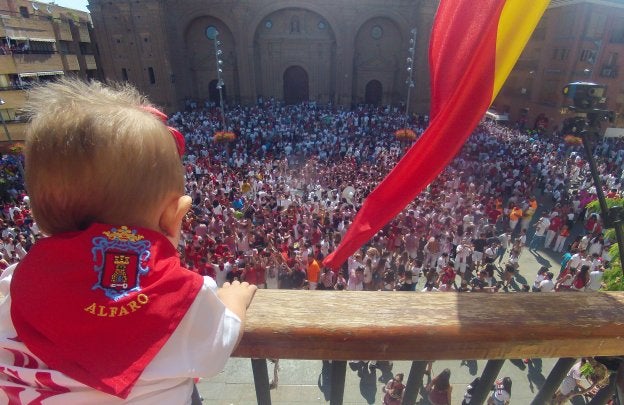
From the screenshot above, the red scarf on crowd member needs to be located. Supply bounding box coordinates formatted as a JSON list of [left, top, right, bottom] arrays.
[[11, 223, 204, 399]]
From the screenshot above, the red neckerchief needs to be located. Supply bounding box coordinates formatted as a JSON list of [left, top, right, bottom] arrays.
[[11, 223, 203, 398]]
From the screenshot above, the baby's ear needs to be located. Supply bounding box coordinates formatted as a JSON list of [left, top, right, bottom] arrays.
[[159, 195, 192, 245]]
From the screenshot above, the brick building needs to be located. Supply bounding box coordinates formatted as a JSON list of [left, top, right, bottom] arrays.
[[0, 0, 98, 141], [88, 0, 439, 114], [493, 0, 624, 133]]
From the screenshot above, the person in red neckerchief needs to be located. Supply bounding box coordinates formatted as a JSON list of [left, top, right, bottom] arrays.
[[0, 78, 256, 404]]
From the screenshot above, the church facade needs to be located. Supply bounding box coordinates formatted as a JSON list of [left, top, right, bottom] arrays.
[[88, 0, 438, 113]]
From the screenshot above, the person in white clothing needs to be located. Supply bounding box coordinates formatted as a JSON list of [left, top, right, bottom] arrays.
[[586, 266, 605, 291], [0, 79, 257, 404], [553, 359, 600, 404], [487, 377, 511, 405], [538, 272, 555, 292]]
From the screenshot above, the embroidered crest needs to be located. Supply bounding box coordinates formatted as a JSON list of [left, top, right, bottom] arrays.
[[92, 226, 151, 300]]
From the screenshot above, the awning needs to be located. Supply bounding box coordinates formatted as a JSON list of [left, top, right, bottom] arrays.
[[37, 71, 64, 76], [485, 109, 509, 122], [605, 128, 624, 138], [8, 37, 28, 41], [18, 72, 37, 78], [28, 38, 56, 43]]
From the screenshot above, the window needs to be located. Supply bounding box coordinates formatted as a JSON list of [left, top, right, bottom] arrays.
[[19, 6, 29, 18], [79, 42, 94, 55], [610, 18, 624, 43], [57, 41, 71, 54], [580, 49, 596, 63], [552, 48, 570, 61], [29, 41, 55, 54], [538, 80, 559, 106], [532, 17, 547, 40], [585, 12, 607, 39], [555, 11, 574, 38], [148, 67, 155, 84], [607, 52, 619, 66], [561, 49, 570, 61], [121, 68, 128, 81]]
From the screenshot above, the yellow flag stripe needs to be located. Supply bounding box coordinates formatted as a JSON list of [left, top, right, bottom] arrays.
[[493, 0, 550, 102]]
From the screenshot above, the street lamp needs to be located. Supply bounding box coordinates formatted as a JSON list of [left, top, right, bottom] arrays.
[[404, 28, 417, 120], [212, 30, 227, 131]]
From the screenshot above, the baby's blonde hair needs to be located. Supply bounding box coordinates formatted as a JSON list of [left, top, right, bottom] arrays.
[[24, 78, 185, 235]]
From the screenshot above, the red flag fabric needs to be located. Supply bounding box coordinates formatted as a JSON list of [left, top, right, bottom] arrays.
[[10, 223, 203, 398], [324, 0, 547, 269]]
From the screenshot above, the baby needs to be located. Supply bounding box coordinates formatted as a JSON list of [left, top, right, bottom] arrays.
[[0, 78, 256, 403]]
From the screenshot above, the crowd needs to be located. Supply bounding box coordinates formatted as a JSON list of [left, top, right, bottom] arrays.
[[0, 97, 622, 404], [0, 98, 623, 296]]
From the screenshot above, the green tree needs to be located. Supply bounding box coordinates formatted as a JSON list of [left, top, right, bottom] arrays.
[[585, 198, 624, 290]]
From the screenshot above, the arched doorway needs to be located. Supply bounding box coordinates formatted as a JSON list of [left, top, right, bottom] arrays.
[[283, 66, 309, 105], [209, 79, 227, 105], [254, 8, 336, 103], [364, 80, 382, 105]]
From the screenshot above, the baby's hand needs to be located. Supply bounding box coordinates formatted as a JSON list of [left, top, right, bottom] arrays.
[[218, 281, 257, 321]]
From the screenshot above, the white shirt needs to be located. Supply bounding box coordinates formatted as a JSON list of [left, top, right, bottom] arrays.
[[559, 362, 583, 395], [539, 279, 555, 292], [534, 218, 550, 236], [0, 265, 241, 404], [587, 270, 604, 291]]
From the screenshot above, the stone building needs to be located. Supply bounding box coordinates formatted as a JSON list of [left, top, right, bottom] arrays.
[[88, 0, 439, 114]]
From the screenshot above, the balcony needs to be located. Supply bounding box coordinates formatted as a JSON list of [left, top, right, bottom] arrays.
[[12, 52, 63, 73], [0, 54, 17, 74], [232, 290, 624, 404], [61, 53, 79, 71], [76, 24, 90, 43], [0, 14, 55, 40], [52, 20, 72, 42], [84, 54, 97, 70]]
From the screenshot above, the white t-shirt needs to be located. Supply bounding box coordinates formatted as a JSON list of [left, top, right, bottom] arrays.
[[492, 380, 511, 402], [539, 279, 555, 292], [560, 362, 583, 395], [587, 270, 604, 291], [0, 264, 241, 404], [534, 218, 550, 236]]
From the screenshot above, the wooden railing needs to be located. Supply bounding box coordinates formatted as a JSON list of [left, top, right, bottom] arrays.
[[233, 290, 624, 404]]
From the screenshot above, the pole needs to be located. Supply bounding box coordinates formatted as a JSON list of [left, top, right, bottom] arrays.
[[405, 28, 417, 123], [580, 131, 624, 278], [213, 32, 227, 131], [531, 357, 577, 405]]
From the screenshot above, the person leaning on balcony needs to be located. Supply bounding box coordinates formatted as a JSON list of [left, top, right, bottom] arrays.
[[426, 368, 453, 405]]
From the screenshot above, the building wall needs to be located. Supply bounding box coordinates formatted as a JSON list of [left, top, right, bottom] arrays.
[[493, 0, 624, 133], [89, 0, 439, 115], [0, 0, 98, 141]]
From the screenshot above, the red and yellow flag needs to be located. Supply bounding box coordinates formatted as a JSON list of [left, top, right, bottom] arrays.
[[323, 0, 549, 269]]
